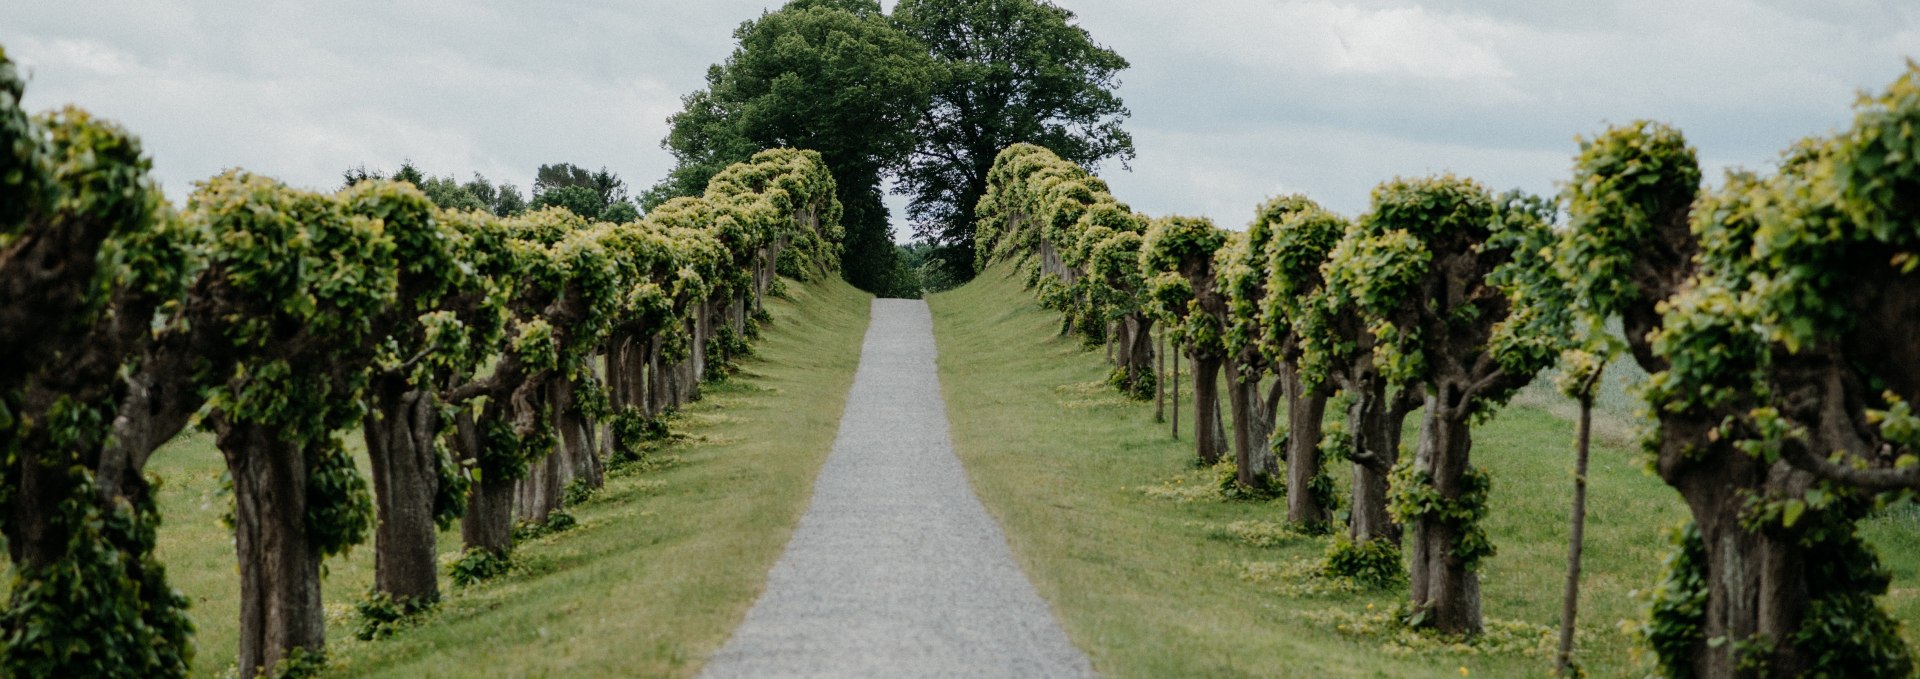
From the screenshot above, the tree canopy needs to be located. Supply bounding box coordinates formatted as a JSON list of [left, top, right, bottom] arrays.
[[893, 0, 1133, 283], [644, 0, 935, 295]]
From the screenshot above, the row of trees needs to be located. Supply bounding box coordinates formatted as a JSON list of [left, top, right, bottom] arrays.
[[973, 62, 1920, 678], [342, 161, 645, 223], [647, 0, 1134, 296], [0, 45, 844, 678]]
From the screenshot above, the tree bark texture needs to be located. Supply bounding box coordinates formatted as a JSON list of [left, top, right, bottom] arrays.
[[1283, 366, 1330, 529], [1227, 362, 1279, 488], [1556, 395, 1594, 675], [1408, 399, 1483, 636], [1346, 381, 1418, 545], [216, 420, 325, 677], [1191, 353, 1225, 465], [363, 382, 442, 602]]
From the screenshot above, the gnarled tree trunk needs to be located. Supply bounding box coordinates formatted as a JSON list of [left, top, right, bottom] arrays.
[[1191, 352, 1225, 465], [457, 409, 513, 556], [1282, 366, 1330, 529], [363, 382, 442, 602], [1347, 381, 1417, 545], [216, 420, 325, 677], [1227, 362, 1279, 488], [1408, 397, 1483, 636]]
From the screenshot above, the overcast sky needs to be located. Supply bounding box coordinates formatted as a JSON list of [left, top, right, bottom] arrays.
[[4, 1, 1915, 235]]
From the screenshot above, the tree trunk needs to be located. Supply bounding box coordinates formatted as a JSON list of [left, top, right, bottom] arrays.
[[1171, 345, 1181, 439], [217, 421, 325, 677], [1408, 398, 1483, 636], [1155, 327, 1166, 422], [1556, 394, 1594, 675], [1667, 450, 1815, 677], [1193, 353, 1224, 465], [1347, 380, 1414, 544], [1284, 366, 1330, 529], [363, 383, 441, 603], [456, 409, 513, 556], [1227, 362, 1278, 488]]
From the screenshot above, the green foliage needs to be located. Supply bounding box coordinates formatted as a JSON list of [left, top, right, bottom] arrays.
[[513, 510, 577, 541], [647, 0, 931, 293], [1321, 536, 1407, 588], [447, 547, 512, 587], [530, 184, 603, 220], [352, 590, 437, 641], [0, 471, 194, 679], [1387, 461, 1495, 570], [1559, 121, 1700, 325], [1793, 518, 1912, 678], [562, 479, 599, 506], [1630, 522, 1707, 679], [303, 439, 373, 557], [264, 646, 326, 679], [893, 0, 1134, 282], [1620, 64, 1920, 677], [1213, 458, 1282, 502], [1105, 365, 1155, 401]]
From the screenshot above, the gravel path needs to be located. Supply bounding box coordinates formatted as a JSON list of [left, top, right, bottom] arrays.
[[700, 299, 1095, 679]]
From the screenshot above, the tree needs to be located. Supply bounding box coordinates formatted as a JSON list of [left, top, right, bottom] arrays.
[[533, 163, 629, 215], [1330, 177, 1560, 636], [646, 0, 935, 294], [344, 164, 529, 217], [1569, 68, 1920, 677], [893, 0, 1133, 284], [530, 184, 604, 219], [0, 61, 198, 676], [1142, 215, 1231, 466]]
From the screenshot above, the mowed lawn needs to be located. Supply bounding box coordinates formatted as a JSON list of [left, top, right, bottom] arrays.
[[928, 263, 1920, 678], [72, 275, 871, 678]]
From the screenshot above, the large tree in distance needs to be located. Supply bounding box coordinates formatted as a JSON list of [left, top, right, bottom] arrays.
[[893, 0, 1133, 283], [646, 0, 934, 295]]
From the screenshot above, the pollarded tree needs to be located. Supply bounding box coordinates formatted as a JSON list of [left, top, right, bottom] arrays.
[[1336, 176, 1560, 635], [1215, 221, 1283, 494], [971, 144, 1155, 397], [0, 78, 199, 676], [1571, 67, 1920, 678], [352, 189, 512, 612], [1224, 195, 1333, 524], [1142, 215, 1230, 465], [187, 171, 404, 675], [1081, 204, 1156, 399], [1245, 198, 1354, 533]]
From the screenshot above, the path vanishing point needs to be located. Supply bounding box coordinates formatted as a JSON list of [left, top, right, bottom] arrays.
[[701, 299, 1096, 678]]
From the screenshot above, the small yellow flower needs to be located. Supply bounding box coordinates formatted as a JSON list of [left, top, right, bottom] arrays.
[[1459, 667, 1469, 676], [1366, 603, 1374, 610]]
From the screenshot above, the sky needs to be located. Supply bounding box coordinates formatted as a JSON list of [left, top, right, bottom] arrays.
[[3, 1, 1915, 235]]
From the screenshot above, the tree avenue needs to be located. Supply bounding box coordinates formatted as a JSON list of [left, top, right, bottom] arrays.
[[0, 43, 844, 677], [651, 0, 1133, 296], [974, 64, 1920, 675]]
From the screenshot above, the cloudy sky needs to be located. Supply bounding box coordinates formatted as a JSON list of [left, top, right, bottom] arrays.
[[4, 1, 1915, 234]]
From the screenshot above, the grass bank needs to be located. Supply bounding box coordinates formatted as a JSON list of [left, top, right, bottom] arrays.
[[928, 263, 1920, 678], [117, 275, 871, 677]]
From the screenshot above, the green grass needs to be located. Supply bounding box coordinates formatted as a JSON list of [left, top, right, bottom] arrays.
[[928, 263, 1920, 678], [96, 275, 870, 677]]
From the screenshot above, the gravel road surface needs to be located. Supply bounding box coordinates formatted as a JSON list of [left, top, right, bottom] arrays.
[[700, 299, 1095, 679]]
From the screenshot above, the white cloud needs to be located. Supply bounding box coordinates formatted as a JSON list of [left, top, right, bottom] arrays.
[[1, 0, 1914, 237]]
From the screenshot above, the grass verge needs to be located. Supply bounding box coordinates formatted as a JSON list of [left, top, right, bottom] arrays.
[[88, 275, 869, 677], [928, 263, 1920, 678]]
